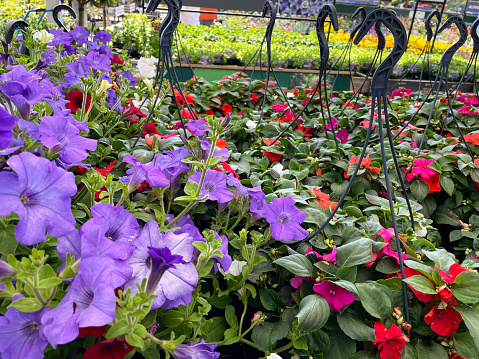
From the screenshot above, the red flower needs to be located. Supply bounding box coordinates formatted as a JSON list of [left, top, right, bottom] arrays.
[[123, 99, 146, 124], [204, 109, 215, 116], [220, 162, 239, 178], [294, 125, 313, 137], [66, 90, 92, 114], [75, 166, 88, 174], [110, 54, 124, 66], [78, 325, 107, 338], [174, 90, 194, 107], [439, 263, 468, 284], [94, 161, 117, 177], [216, 138, 227, 149], [143, 123, 160, 135], [420, 172, 441, 193], [437, 286, 456, 305], [424, 305, 462, 337], [373, 322, 406, 359], [83, 338, 134, 359], [264, 151, 281, 162], [401, 268, 435, 303], [222, 103, 233, 115], [250, 93, 259, 102]]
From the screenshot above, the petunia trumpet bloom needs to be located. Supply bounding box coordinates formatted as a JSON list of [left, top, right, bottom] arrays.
[[264, 196, 308, 241], [173, 339, 220, 359], [120, 154, 169, 192], [189, 169, 234, 203], [0, 153, 77, 245], [0, 106, 17, 150]]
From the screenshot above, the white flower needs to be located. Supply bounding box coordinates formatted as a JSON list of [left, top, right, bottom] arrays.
[[225, 260, 247, 276], [32, 30, 54, 44], [95, 79, 112, 96], [137, 56, 158, 79], [272, 163, 289, 177], [143, 78, 154, 92], [266, 354, 282, 359], [245, 120, 258, 132]]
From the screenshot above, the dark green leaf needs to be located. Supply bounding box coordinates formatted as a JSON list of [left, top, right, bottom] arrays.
[[336, 266, 357, 282], [336, 312, 375, 341], [274, 254, 316, 277], [403, 275, 437, 295], [356, 282, 392, 320], [456, 305, 479, 348], [296, 294, 330, 331], [440, 175, 455, 196], [454, 332, 479, 359], [336, 238, 373, 267], [259, 287, 282, 311], [225, 305, 239, 331]]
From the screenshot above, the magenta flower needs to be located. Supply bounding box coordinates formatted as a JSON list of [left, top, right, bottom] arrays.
[[173, 339, 220, 359], [189, 169, 234, 203], [272, 103, 287, 113], [325, 117, 338, 130], [465, 96, 479, 106], [336, 129, 349, 144], [0, 153, 76, 245], [265, 197, 308, 241], [411, 158, 436, 179], [0, 106, 17, 150], [0, 296, 51, 359], [313, 280, 355, 313], [458, 105, 470, 116], [391, 88, 414, 98], [42, 258, 117, 348], [39, 116, 97, 165]]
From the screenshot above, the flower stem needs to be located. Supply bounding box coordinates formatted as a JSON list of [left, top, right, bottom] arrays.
[[273, 342, 293, 354]]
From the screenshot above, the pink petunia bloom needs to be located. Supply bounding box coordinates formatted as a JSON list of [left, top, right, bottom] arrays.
[[313, 280, 355, 313], [325, 117, 339, 130], [337, 129, 349, 144], [359, 120, 375, 130], [411, 158, 436, 179]]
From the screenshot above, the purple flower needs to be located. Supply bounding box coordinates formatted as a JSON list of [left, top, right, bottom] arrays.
[[93, 30, 112, 44], [313, 280, 355, 313], [79, 52, 111, 73], [62, 61, 88, 88], [0, 106, 17, 149], [210, 233, 232, 274], [0, 82, 45, 120], [199, 139, 229, 162], [39, 116, 97, 165], [189, 169, 234, 203], [146, 247, 183, 295], [0, 153, 76, 245], [166, 214, 203, 245], [57, 229, 81, 261], [86, 41, 112, 57], [150, 148, 191, 191], [41, 258, 117, 348], [90, 203, 140, 244], [0, 297, 51, 359], [1, 136, 24, 156], [248, 186, 267, 221], [117, 70, 136, 86], [48, 29, 72, 47], [337, 129, 349, 144], [120, 155, 169, 190], [125, 221, 198, 310], [186, 118, 208, 137], [106, 89, 120, 113], [264, 197, 308, 241], [0, 65, 40, 84], [69, 26, 90, 45], [43, 85, 69, 115], [173, 339, 220, 359]]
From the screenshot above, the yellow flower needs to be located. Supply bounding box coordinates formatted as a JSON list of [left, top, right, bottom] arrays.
[[96, 79, 113, 96], [143, 78, 154, 92]]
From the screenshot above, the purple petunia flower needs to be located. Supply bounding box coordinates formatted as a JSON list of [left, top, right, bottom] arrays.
[[189, 169, 234, 203], [120, 155, 169, 191], [61, 61, 88, 88], [69, 26, 90, 45], [264, 197, 308, 241], [248, 186, 267, 222], [117, 70, 136, 87], [90, 203, 140, 244], [0, 81, 45, 120], [313, 280, 355, 313], [0, 153, 76, 245], [106, 89, 120, 113], [0, 106, 17, 150], [199, 139, 229, 162], [186, 118, 208, 137], [145, 246, 183, 295], [210, 232, 232, 274], [78, 52, 111, 73], [125, 221, 198, 310], [0, 296, 51, 359], [39, 116, 97, 165], [86, 41, 113, 57], [48, 29, 72, 47], [93, 30, 112, 44], [150, 147, 191, 191], [173, 339, 220, 359], [41, 257, 117, 348], [166, 214, 203, 245], [0, 65, 40, 84]]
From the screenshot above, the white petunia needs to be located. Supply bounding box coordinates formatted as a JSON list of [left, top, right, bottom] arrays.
[[272, 163, 290, 177], [32, 30, 54, 44], [137, 56, 158, 79]]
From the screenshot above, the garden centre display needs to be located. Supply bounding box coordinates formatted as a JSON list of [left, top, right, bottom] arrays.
[[2, 1, 479, 359]]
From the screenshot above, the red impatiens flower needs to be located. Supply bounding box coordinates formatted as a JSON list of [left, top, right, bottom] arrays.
[[203, 109, 215, 116], [75, 166, 88, 174], [264, 151, 282, 162], [294, 125, 313, 137], [123, 99, 146, 124], [250, 93, 259, 102], [143, 123, 160, 135], [83, 338, 134, 359], [424, 305, 462, 337], [344, 155, 381, 179], [220, 161, 239, 178], [439, 263, 468, 284], [402, 268, 435, 303], [373, 322, 407, 359], [78, 325, 107, 338], [66, 90, 92, 114], [94, 161, 117, 177], [310, 188, 338, 210], [222, 103, 233, 115], [437, 285, 457, 305], [174, 90, 194, 107], [216, 138, 228, 149]]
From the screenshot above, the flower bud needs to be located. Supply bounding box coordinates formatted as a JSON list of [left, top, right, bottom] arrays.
[[0, 260, 16, 279], [179, 133, 189, 147], [221, 113, 233, 128], [96, 79, 113, 96]]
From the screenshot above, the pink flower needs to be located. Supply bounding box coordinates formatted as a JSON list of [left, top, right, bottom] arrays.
[[313, 280, 355, 313], [458, 106, 470, 116], [321, 246, 337, 264], [291, 275, 310, 290], [411, 158, 436, 179], [391, 88, 414, 98], [337, 129, 349, 144], [272, 103, 287, 113], [456, 95, 466, 103], [145, 133, 177, 147], [359, 120, 375, 130], [325, 118, 338, 130], [465, 96, 479, 106]]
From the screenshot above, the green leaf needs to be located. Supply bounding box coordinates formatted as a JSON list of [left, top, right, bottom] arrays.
[[296, 294, 330, 331], [451, 271, 479, 303], [344, 206, 363, 218], [356, 282, 392, 320], [336, 312, 375, 341], [274, 254, 316, 277], [259, 287, 282, 311], [440, 175, 455, 196], [336, 266, 357, 283], [454, 332, 479, 359], [106, 319, 134, 339], [225, 305, 239, 331], [36, 277, 63, 289], [336, 238, 373, 267], [415, 339, 448, 359], [455, 305, 479, 348], [403, 275, 437, 295], [160, 310, 185, 328], [324, 330, 356, 359], [334, 280, 358, 295], [411, 180, 429, 202], [8, 297, 42, 313], [0, 225, 17, 257], [404, 260, 433, 278], [125, 333, 145, 350], [251, 318, 290, 352], [423, 249, 456, 270], [204, 317, 227, 342], [304, 329, 330, 356]]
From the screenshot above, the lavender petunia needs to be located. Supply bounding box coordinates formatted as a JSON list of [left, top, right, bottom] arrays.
[[86, 41, 113, 57], [186, 118, 209, 137], [0, 153, 77, 245], [0, 297, 51, 359], [150, 147, 191, 190], [0, 82, 45, 120], [61, 61, 88, 88], [174, 339, 220, 359], [93, 30, 112, 44], [210, 233, 232, 274], [125, 221, 198, 310], [264, 196, 308, 241], [41, 258, 117, 348], [117, 70, 136, 86], [69, 26, 90, 45], [39, 116, 97, 165], [120, 154, 169, 191], [199, 139, 229, 162], [189, 169, 234, 203], [48, 29, 72, 47], [166, 214, 203, 245], [57, 229, 81, 262], [248, 186, 267, 222], [0, 64, 40, 84], [90, 203, 140, 245], [0, 106, 17, 150], [78, 52, 111, 73]]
